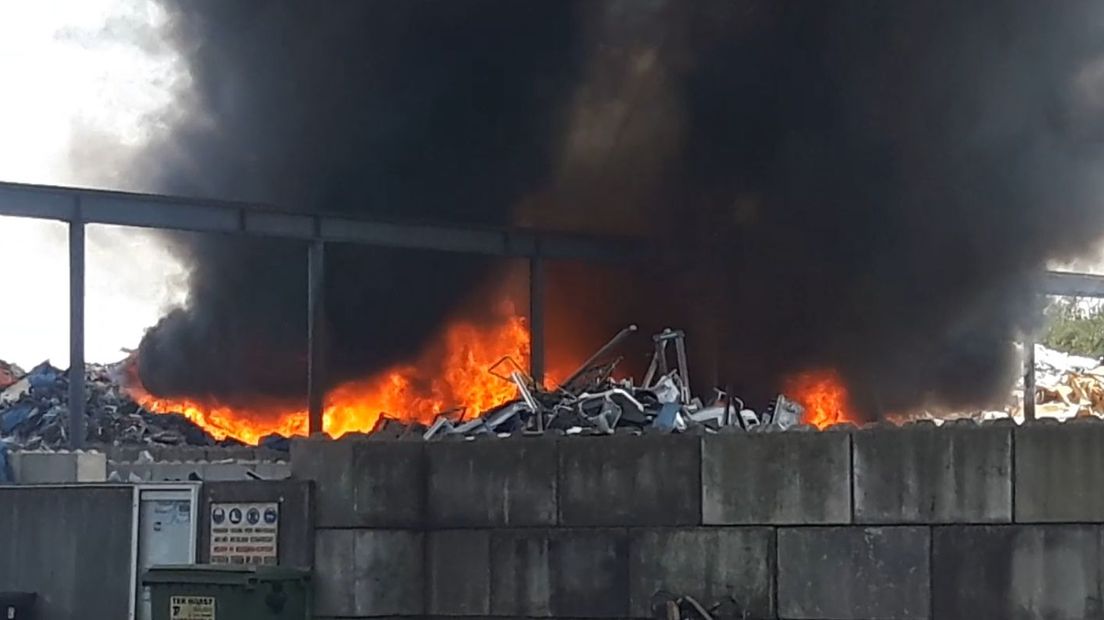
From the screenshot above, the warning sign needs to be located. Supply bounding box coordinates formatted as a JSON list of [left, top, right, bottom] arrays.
[[170, 595, 215, 620], [209, 501, 279, 565]]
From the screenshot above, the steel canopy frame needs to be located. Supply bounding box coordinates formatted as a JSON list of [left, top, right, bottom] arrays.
[[0, 179, 641, 444], [0, 181, 640, 260], [2, 179, 1103, 442]]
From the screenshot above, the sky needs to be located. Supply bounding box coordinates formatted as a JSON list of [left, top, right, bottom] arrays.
[[0, 0, 187, 369]]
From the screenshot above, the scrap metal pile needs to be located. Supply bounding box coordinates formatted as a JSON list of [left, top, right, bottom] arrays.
[[649, 590, 751, 620], [405, 325, 807, 441], [0, 359, 218, 450]]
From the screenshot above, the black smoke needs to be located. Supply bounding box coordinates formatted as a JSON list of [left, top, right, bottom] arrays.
[[137, 0, 1104, 418], [136, 0, 587, 405]]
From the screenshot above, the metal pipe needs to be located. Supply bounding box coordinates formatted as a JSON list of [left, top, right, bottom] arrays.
[[68, 214, 85, 448], [307, 240, 326, 434], [559, 324, 638, 389], [510, 371, 540, 413], [529, 255, 545, 389], [1023, 332, 1036, 422], [675, 334, 691, 403]]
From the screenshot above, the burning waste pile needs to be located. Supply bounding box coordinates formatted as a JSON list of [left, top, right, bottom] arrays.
[[1, 322, 844, 449], [392, 325, 817, 441], [0, 358, 220, 450]]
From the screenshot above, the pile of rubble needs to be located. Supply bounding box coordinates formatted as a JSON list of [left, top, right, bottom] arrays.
[[1032, 344, 1104, 419], [385, 325, 809, 441], [0, 359, 218, 450]]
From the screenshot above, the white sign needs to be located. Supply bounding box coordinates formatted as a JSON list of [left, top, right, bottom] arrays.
[[170, 595, 215, 620], [209, 502, 278, 565]]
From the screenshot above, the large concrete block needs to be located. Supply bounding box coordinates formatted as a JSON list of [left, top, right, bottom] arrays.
[[427, 530, 491, 616], [0, 486, 134, 620], [489, 529, 552, 617], [629, 527, 774, 618], [427, 438, 556, 527], [778, 526, 930, 620], [932, 525, 1104, 620], [854, 425, 1012, 523], [1015, 421, 1104, 522], [11, 450, 106, 483], [702, 431, 850, 525], [313, 529, 423, 616], [490, 529, 630, 618], [291, 437, 424, 527], [559, 435, 700, 526]]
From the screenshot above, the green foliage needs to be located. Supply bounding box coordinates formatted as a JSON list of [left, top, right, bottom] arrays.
[[1043, 298, 1104, 359]]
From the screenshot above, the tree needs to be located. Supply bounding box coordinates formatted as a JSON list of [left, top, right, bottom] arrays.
[[1042, 298, 1104, 359]]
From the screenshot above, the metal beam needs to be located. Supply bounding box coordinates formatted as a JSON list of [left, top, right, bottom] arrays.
[[1041, 271, 1104, 297], [68, 212, 86, 448], [1023, 331, 1036, 422], [529, 255, 545, 389], [0, 180, 641, 262], [307, 241, 326, 435]]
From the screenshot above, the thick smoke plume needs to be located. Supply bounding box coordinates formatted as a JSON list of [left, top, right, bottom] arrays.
[[138, 0, 1104, 418]]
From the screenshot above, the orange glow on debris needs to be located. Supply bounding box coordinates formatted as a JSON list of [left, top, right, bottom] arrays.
[[784, 368, 857, 429], [129, 303, 538, 445]]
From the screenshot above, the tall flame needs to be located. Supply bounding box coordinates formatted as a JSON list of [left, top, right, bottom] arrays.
[[129, 303, 534, 444], [784, 368, 857, 429]]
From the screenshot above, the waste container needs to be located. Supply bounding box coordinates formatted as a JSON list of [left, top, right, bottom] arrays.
[[143, 565, 310, 620], [0, 592, 36, 619]]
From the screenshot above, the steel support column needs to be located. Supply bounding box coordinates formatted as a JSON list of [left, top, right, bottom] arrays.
[[307, 240, 326, 435], [68, 216, 85, 448], [529, 255, 545, 389], [1023, 332, 1036, 421]]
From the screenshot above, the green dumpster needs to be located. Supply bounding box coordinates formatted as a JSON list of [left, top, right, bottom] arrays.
[[143, 565, 310, 620]]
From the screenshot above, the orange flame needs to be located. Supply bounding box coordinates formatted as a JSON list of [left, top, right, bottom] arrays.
[[129, 303, 536, 445], [784, 368, 857, 429]]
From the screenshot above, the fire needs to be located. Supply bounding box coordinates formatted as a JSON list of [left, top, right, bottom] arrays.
[[784, 368, 856, 429], [129, 303, 535, 445]]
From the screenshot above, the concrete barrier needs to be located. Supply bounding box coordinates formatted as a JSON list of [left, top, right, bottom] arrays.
[[853, 423, 1012, 523], [427, 438, 556, 527], [488, 529, 552, 617], [313, 528, 423, 617], [628, 527, 774, 618], [299, 422, 1104, 619], [0, 485, 134, 620], [702, 430, 851, 524], [111, 460, 291, 482], [427, 529, 491, 616], [488, 528, 630, 618], [1015, 420, 1104, 522], [932, 525, 1104, 620], [291, 437, 424, 527], [10, 450, 106, 483], [778, 526, 930, 620], [558, 435, 700, 526]]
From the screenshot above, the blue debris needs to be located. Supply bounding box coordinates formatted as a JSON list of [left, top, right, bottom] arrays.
[[0, 443, 10, 483], [259, 433, 291, 451], [651, 402, 682, 432], [0, 403, 36, 434], [26, 362, 62, 390]]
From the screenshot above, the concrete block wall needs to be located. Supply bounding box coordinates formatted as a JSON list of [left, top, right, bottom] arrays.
[[291, 419, 1104, 620], [0, 485, 135, 619], [109, 459, 291, 482], [9, 450, 107, 483]]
